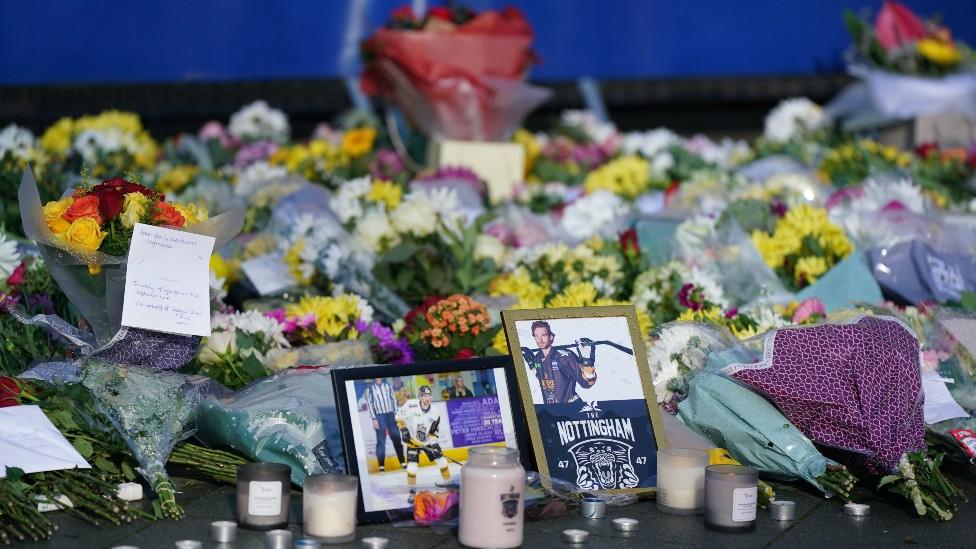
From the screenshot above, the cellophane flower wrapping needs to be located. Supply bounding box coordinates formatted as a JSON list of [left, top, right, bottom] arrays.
[[719, 315, 926, 475], [194, 366, 351, 486], [17, 167, 243, 370], [361, 10, 551, 141], [676, 359, 832, 491]]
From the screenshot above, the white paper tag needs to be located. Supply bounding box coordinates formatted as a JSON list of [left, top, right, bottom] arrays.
[[732, 487, 757, 522], [0, 405, 91, 477], [922, 371, 969, 424], [242, 253, 293, 296], [121, 223, 215, 337], [248, 480, 282, 516]]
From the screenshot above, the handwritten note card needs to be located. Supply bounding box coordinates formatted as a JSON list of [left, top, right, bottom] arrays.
[[121, 223, 215, 337]]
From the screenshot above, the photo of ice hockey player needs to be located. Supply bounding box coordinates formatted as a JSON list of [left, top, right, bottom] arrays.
[[397, 385, 451, 501], [524, 320, 598, 405]]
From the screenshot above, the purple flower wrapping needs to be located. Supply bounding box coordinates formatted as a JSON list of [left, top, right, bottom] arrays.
[[724, 315, 925, 475]]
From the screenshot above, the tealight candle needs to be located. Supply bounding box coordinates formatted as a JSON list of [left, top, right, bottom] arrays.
[[704, 464, 758, 533], [303, 474, 358, 544], [236, 462, 291, 530], [656, 448, 708, 515]]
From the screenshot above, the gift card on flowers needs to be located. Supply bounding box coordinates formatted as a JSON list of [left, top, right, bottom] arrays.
[[121, 223, 216, 337]]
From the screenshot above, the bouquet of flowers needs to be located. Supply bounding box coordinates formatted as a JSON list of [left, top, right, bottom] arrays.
[[361, 4, 551, 141], [405, 294, 498, 360], [17, 167, 243, 369], [38, 111, 159, 180], [196, 310, 291, 389], [819, 138, 913, 187]]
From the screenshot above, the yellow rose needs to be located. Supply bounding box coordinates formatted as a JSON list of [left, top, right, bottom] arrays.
[[172, 203, 209, 226], [120, 192, 149, 228], [64, 217, 106, 252], [917, 38, 961, 65], [42, 197, 74, 234]]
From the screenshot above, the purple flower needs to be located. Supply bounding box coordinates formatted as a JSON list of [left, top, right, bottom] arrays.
[[724, 307, 739, 319], [233, 139, 278, 168], [355, 320, 414, 364], [416, 165, 486, 197], [770, 199, 788, 218], [27, 293, 54, 315], [677, 283, 703, 311], [370, 149, 406, 180]]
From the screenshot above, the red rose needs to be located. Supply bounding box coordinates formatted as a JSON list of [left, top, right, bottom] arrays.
[[914, 142, 938, 159], [453, 348, 476, 360], [63, 195, 103, 225], [92, 188, 125, 222], [427, 6, 453, 21], [6, 261, 27, 287], [618, 228, 639, 256], [0, 377, 20, 408], [151, 202, 186, 228]]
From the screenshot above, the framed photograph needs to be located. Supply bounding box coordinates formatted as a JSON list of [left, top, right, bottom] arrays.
[[332, 356, 529, 524], [501, 305, 667, 495]]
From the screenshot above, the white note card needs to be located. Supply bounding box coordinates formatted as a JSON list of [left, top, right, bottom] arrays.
[[921, 371, 969, 425], [242, 253, 294, 296], [0, 405, 91, 478], [121, 223, 215, 337]]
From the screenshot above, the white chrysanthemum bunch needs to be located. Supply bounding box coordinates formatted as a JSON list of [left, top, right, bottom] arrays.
[[646, 323, 732, 403], [73, 128, 141, 165], [763, 97, 825, 143], [559, 190, 632, 242], [234, 161, 289, 198], [389, 187, 464, 240], [621, 128, 679, 178], [560, 109, 618, 145], [0, 232, 21, 279], [228, 100, 290, 143], [631, 260, 728, 312], [0, 124, 36, 163], [200, 310, 290, 366]]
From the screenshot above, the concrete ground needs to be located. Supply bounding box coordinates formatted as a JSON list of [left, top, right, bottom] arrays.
[[13, 463, 976, 549]]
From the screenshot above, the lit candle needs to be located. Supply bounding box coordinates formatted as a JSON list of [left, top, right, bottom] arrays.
[[303, 474, 358, 544], [704, 464, 758, 533], [236, 462, 291, 531], [458, 446, 524, 549], [656, 448, 708, 515]]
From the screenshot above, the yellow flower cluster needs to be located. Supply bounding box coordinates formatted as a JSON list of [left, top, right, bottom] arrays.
[[283, 238, 311, 286], [285, 295, 364, 344], [367, 179, 402, 210], [583, 155, 651, 199], [39, 111, 158, 170], [677, 307, 757, 339], [270, 139, 345, 180], [420, 295, 490, 349], [751, 204, 853, 287], [917, 38, 961, 65], [340, 127, 377, 158], [513, 128, 540, 177], [489, 270, 548, 310], [156, 165, 199, 194]]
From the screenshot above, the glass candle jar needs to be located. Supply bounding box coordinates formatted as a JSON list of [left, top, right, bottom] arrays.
[[704, 464, 758, 533], [458, 446, 524, 549], [236, 462, 291, 530], [656, 448, 708, 515], [303, 474, 358, 544]]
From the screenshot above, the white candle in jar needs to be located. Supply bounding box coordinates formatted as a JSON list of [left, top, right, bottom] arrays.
[[656, 448, 708, 515], [459, 446, 524, 549], [303, 474, 358, 543]]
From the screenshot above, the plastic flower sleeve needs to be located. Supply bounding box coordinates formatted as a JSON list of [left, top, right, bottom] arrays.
[[80, 360, 232, 518], [194, 366, 350, 486], [18, 167, 244, 369], [841, 66, 976, 120], [723, 315, 926, 475]]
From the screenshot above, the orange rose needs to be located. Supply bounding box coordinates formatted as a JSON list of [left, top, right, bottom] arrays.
[[63, 195, 103, 225], [151, 202, 186, 228]]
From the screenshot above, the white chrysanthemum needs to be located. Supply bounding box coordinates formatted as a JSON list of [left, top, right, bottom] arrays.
[[0, 124, 35, 162], [341, 292, 374, 324], [560, 110, 617, 144], [673, 215, 719, 262], [740, 301, 790, 335], [0, 232, 21, 279], [390, 188, 458, 238], [646, 323, 729, 403], [860, 177, 925, 214], [331, 176, 373, 224], [699, 138, 752, 169], [687, 266, 728, 308], [621, 128, 679, 158], [355, 209, 397, 253], [650, 150, 674, 178], [474, 234, 507, 265], [73, 128, 139, 163], [763, 97, 824, 143], [559, 190, 631, 242], [228, 100, 290, 143], [211, 310, 289, 349], [234, 161, 289, 197]]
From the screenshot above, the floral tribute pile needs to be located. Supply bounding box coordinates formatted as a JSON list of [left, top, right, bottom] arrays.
[[1, 2, 976, 543]]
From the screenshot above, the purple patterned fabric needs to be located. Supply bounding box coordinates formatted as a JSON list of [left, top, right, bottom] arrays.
[[93, 328, 201, 372], [725, 316, 925, 475]]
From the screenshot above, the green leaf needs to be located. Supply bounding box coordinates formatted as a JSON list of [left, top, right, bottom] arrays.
[[95, 456, 121, 475], [395, 268, 413, 289], [382, 243, 421, 263], [235, 330, 256, 351], [425, 266, 446, 290], [960, 292, 976, 311], [878, 474, 901, 489], [4, 466, 25, 482], [122, 461, 137, 481], [242, 354, 267, 380], [73, 438, 94, 459]]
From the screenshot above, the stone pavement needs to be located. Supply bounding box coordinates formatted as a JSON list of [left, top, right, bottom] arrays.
[[14, 465, 975, 549]]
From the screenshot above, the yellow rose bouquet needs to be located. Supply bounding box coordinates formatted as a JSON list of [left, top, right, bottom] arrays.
[[16, 167, 243, 367]]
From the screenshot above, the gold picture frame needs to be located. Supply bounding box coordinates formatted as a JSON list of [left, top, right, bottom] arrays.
[[502, 305, 667, 495]]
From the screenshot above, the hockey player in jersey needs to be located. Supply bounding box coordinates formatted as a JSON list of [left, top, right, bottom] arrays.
[[396, 385, 451, 497], [528, 320, 597, 404]]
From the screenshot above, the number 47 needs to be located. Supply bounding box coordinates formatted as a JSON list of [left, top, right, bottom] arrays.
[[635, 457, 647, 465], [558, 460, 569, 468]]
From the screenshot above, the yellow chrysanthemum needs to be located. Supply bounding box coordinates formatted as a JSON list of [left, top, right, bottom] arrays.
[[795, 256, 828, 286], [367, 180, 403, 210], [40, 118, 74, 154], [488, 271, 548, 310], [340, 127, 376, 158], [548, 282, 599, 308], [583, 155, 651, 199], [513, 128, 540, 176], [283, 239, 311, 286], [492, 329, 510, 355], [917, 38, 961, 65], [156, 165, 199, 194], [286, 295, 363, 343]]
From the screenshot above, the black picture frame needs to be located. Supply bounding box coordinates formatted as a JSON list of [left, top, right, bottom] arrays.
[[332, 356, 530, 524]]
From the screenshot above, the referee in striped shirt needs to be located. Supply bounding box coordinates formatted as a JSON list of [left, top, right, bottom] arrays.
[[365, 378, 406, 472]]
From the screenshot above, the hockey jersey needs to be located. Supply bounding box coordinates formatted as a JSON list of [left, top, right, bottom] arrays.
[[396, 399, 442, 447]]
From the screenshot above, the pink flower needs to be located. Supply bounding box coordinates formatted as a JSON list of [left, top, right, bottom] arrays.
[[875, 1, 927, 52], [724, 307, 739, 319], [198, 121, 236, 148], [792, 298, 826, 324], [678, 283, 703, 311]]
